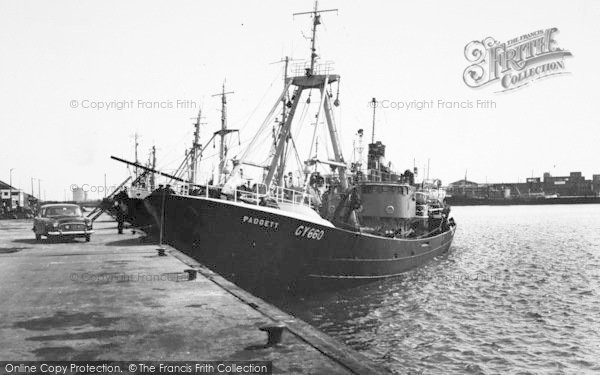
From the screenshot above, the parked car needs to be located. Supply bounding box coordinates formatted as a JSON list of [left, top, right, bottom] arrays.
[[33, 204, 94, 241]]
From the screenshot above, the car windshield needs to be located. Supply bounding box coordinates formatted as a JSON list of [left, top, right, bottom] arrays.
[[43, 206, 82, 217]]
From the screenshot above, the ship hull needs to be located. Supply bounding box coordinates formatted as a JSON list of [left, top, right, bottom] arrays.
[[146, 194, 455, 295], [119, 197, 156, 232]]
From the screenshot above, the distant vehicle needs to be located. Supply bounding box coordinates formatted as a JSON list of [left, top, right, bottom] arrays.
[[32, 204, 94, 242]]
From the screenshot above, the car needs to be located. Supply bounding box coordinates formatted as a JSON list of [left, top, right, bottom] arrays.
[[32, 204, 94, 242]]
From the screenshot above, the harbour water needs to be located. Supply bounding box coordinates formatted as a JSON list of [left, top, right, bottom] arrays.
[[276, 205, 600, 374]]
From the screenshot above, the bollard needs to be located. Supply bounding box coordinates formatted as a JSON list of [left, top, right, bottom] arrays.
[[157, 247, 166, 256], [184, 269, 197, 280], [259, 322, 286, 346]]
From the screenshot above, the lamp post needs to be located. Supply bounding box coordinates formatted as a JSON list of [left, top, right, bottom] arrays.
[[9, 168, 15, 211]]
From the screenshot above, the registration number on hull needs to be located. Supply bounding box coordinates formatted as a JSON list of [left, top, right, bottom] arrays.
[[294, 225, 325, 240]]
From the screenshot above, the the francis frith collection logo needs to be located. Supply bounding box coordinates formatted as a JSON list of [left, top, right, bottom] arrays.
[[463, 28, 572, 92]]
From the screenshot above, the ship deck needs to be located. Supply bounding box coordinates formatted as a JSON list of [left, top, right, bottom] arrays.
[[0, 216, 389, 374]]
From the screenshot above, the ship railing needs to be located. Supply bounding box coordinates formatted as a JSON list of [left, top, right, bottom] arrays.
[[176, 182, 314, 209], [291, 61, 336, 77], [232, 183, 269, 205], [365, 170, 387, 182], [227, 184, 313, 208], [359, 169, 409, 184], [371, 170, 393, 182], [269, 185, 314, 209], [172, 182, 263, 205]]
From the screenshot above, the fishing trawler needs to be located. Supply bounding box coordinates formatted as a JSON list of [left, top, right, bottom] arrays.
[[118, 3, 456, 294]]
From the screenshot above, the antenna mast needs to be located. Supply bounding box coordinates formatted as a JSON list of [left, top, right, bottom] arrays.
[[293, 0, 338, 75], [371, 98, 377, 144], [427, 158, 430, 181]]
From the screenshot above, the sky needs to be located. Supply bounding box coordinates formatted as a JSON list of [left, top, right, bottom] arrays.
[[0, 0, 598, 200]]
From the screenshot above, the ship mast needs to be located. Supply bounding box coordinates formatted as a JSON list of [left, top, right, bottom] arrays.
[[134, 132, 140, 180], [150, 145, 156, 190], [371, 98, 377, 144], [189, 109, 205, 185], [265, 1, 343, 187], [354, 129, 364, 171], [274, 56, 291, 187], [225, 1, 346, 193], [212, 82, 237, 184], [294, 0, 337, 75]]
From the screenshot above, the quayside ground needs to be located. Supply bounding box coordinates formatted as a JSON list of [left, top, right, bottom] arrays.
[[0, 216, 389, 374]]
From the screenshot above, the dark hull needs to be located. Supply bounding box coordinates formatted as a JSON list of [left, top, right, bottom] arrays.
[[446, 196, 600, 206], [122, 197, 156, 231], [146, 194, 455, 295]]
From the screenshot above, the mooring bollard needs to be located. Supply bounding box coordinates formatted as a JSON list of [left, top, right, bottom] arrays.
[[157, 247, 166, 256], [259, 322, 286, 346], [184, 269, 197, 280]]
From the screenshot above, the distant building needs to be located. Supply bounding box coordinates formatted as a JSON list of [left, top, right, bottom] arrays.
[[447, 171, 599, 198], [447, 179, 479, 189], [72, 187, 87, 202], [0, 180, 36, 211], [543, 172, 594, 196], [447, 179, 490, 198], [593, 175, 600, 195]]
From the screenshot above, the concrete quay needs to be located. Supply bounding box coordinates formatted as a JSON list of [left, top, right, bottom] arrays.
[[0, 217, 390, 374]]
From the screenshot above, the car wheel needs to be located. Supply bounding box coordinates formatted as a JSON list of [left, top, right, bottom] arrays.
[[85, 235, 91, 242]]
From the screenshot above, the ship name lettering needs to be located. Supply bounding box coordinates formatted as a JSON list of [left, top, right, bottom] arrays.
[[242, 215, 279, 229], [294, 225, 325, 240]]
